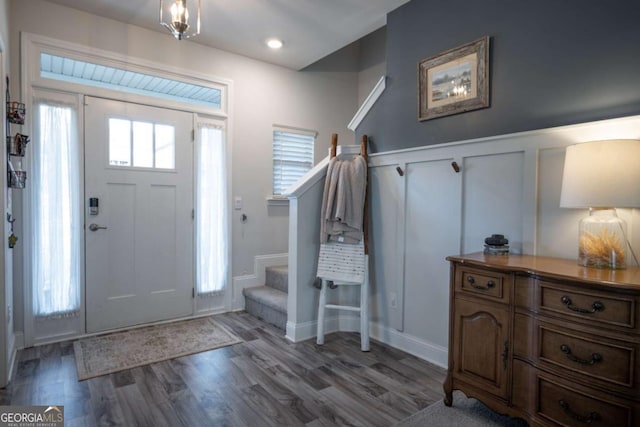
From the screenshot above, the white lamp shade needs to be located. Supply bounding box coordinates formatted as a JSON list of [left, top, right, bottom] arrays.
[[560, 139, 640, 208]]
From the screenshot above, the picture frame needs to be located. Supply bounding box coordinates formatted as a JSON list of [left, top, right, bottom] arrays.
[[418, 36, 490, 121]]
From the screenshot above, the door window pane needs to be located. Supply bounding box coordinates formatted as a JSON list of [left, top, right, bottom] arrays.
[[155, 124, 175, 169], [109, 118, 131, 166], [108, 118, 175, 169], [133, 121, 153, 167]]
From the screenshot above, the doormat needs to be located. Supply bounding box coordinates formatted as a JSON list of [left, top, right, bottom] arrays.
[[395, 391, 528, 427], [73, 316, 242, 380]]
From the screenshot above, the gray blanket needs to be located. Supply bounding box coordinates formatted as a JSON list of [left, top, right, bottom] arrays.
[[320, 155, 367, 244]]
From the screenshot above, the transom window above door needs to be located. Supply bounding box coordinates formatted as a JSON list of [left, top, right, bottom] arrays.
[[40, 53, 223, 109], [109, 118, 175, 169]]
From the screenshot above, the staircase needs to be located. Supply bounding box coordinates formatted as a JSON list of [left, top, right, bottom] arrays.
[[243, 265, 288, 330]]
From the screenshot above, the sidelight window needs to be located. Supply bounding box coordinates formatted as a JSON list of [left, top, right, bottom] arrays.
[[32, 99, 81, 318], [196, 122, 228, 295]]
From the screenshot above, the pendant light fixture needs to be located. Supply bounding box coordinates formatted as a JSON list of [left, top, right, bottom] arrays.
[[159, 0, 201, 40]]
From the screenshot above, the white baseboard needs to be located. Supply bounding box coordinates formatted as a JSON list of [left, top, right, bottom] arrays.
[[231, 274, 258, 311], [285, 314, 345, 342], [232, 253, 288, 311], [370, 323, 448, 368], [286, 315, 448, 369], [13, 331, 24, 351]]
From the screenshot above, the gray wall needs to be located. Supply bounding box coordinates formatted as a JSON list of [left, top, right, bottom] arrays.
[[357, 27, 386, 106], [358, 0, 640, 152]]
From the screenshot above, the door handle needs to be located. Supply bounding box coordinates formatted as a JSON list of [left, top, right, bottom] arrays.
[[88, 223, 108, 232]]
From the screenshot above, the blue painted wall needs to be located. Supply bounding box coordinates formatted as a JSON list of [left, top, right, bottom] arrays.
[[358, 0, 640, 152]]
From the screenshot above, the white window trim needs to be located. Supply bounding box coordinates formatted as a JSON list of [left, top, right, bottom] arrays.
[[20, 32, 235, 344], [22, 32, 231, 117], [272, 125, 318, 138], [22, 89, 85, 346]]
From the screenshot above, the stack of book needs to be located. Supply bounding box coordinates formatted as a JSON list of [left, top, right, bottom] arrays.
[[484, 234, 509, 255]]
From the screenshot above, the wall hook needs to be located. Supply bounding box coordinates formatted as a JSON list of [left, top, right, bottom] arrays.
[[451, 161, 460, 173], [396, 166, 404, 176]]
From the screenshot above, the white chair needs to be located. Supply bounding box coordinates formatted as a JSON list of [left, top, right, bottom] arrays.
[[316, 239, 370, 351]]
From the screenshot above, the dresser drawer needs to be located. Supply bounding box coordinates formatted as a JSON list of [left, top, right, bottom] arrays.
[[539, 281, 636, 329], [456, 266, 510, 302], [538, 377, 633, 427], [539, 325, 635, 388]]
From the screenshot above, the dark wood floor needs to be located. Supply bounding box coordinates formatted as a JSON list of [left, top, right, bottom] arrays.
[[0, 312, 446, 426]]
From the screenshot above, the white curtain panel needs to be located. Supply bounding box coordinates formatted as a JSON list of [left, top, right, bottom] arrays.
[[32, 101, 81, 318], [196, 125, 228, 295]]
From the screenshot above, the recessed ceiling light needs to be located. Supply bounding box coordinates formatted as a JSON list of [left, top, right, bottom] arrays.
[[267, 39, 283, 49]]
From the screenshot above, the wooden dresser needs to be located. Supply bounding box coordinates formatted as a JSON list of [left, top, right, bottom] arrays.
[[444, 253, 640, 426]]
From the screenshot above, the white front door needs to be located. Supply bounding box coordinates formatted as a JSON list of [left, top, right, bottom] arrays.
[[84, 96, 194, 333]]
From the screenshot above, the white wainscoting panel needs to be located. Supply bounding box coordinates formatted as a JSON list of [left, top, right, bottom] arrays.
[[403, 159, 461, 347], [536, 146, 581, 258], [369, 164, 405, 331], [361, 114, 640, 367], [462, 151, 525, 255]]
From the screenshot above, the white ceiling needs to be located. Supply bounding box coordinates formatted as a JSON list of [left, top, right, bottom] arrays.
[[44, 0, 410, 70]]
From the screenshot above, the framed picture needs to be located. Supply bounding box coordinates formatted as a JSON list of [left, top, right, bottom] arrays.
[[418, 36, 490, 121]]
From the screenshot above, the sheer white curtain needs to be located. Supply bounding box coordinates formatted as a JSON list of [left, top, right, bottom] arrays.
[[31, 100, 81, 318], [196, 123, 228, 295]]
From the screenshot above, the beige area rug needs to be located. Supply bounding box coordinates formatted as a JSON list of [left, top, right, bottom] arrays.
[[73, 316, 242, 380], [396, 391, 528, 427]]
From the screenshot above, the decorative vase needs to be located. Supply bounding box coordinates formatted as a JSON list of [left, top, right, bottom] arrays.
[[578, 208, 626, 269]]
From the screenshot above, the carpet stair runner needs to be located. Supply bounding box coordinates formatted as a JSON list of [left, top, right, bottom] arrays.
[[243, 265, 288, 330]]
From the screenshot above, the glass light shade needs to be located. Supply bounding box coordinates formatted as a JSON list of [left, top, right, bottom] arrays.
[[579, 208, 626, 269], [160, 0, 201, 40], [560, 139, 640, 269]]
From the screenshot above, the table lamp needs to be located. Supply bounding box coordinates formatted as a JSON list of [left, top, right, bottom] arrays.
[[560, 139, 640, 269]]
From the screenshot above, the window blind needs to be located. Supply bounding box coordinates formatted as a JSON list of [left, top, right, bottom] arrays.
[[273, 129, 315, 196]]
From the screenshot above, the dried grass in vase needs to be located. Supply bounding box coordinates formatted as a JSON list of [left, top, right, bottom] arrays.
[[579, 229, 626, 268]]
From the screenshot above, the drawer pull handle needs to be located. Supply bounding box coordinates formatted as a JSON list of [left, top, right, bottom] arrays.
[[467, 276, 495, 290], [558, 399, 600, 424], [560, 296, 605, 314], [560, 344, 603, 365]]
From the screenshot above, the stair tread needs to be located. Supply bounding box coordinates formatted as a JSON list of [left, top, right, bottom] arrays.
[[243, 285, 287, 312]]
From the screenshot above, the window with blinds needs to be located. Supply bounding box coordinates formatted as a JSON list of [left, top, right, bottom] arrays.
[[272, 127, 316, 196]]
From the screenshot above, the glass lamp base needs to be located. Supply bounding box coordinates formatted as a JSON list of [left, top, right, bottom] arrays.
[[578, 208, 627, 269]]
